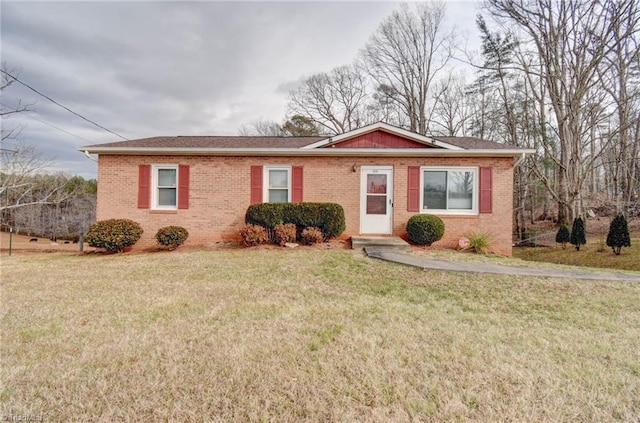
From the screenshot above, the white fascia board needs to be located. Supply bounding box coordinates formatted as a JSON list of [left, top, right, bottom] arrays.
[[80, 146, 535, 158], [300, 122, 464, 150]]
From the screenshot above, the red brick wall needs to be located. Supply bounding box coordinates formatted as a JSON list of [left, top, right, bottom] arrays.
[[97, 155, 514, 255]]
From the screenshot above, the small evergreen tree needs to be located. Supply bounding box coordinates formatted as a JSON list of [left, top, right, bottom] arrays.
[[606, 214, 631, 255], [555, 224, 570, 249], [569, 217, 587, 251]]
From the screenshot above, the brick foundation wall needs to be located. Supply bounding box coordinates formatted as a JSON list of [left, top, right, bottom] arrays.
[[97, 155, 514, 255]]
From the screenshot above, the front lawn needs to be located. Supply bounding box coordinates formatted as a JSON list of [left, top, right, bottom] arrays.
[[2, 249, 639, 421], [514, 238, 640, 271]]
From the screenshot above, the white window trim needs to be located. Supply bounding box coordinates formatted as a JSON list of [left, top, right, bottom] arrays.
[[420, 166, 479, 215], [263, 165, 292, 203], [152, 164, 179, 210]]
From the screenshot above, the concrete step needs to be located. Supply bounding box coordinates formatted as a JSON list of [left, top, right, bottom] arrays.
[[351, 236, 411, 252]]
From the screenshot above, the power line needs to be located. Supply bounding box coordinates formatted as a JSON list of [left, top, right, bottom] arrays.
[[0, 103, 94, 144], [1, 69, 129, 141]]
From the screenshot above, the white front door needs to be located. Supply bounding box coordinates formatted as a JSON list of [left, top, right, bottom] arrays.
[[360, 166, 393, 234]]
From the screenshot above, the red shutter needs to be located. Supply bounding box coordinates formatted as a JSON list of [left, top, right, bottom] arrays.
[[178, 164, 190, 209], [292, 166, 303, 202], [479, 167, 493, 213], [250, 166, 263, 204], [407, 166, 420, 212], [138, 164, 151, 209]]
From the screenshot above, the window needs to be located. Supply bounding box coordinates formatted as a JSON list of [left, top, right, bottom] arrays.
[[153, 164, 178, 209], [421, 167, 477, 214], [264, 166, 291, 203]]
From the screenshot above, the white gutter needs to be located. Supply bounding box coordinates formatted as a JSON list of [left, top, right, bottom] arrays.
[[78, 146, 536, 158]]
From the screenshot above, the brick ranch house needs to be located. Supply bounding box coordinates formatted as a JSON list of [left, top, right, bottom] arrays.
[[81, 122, 533, 256]]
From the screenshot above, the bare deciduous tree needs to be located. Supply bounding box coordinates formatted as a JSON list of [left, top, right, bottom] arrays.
[[361, 1, 455, 134], [287, 64, 370, 135], [429, 72, 471, 137], [487, 0, 635, 223]]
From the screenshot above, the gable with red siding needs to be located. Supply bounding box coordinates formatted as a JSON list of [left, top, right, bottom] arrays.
[[323, 130, 432, 149]]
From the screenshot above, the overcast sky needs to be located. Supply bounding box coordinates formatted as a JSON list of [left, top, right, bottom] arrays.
[[1, 1, 482, 179]]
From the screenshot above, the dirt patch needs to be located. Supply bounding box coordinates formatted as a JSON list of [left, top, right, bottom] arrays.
[[1, 232, 352, 257], [0, 232, 94, 256]]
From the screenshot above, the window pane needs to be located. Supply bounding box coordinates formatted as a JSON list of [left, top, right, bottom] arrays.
[[448, 171, 473, 209], [158, 188, 177, 206], [158, 169, 176, 187], [367, 174, 387, 194], [269, 170, 288, 189], [423, 171, 447, 209], [268, 189, 288, 203], [366, 195, 386, 214]]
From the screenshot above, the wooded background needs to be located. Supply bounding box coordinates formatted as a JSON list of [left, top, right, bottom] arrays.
[[241, 0, 640, 239]]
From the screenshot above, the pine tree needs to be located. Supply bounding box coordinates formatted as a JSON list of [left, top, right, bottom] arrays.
[[555, 224, 570, 249], [606, 214, 631, 255], [569, 217, 586, 251]]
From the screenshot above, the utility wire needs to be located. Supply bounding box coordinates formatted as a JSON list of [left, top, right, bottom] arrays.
[[1, 69, 129, 141], [0, 103, 94, 144]]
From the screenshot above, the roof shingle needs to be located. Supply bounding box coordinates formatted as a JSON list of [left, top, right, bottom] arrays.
[[92, 135, 326, 149]]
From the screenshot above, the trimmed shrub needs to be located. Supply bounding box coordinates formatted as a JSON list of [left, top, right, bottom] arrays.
[[246, 203, 346, 238], [570, 217, 587, 251], [406, 214, 445, 246], [273, 223, 297, 246], [85, 218, 143, 253], [555, 224, 570, 249], [240, 224, 269, 247], [155, 226, 189, 250], [244, 203, 285, 228], [606, 214, 631, 255], [465, 231, 491, 254], [300, 226, 324, 245]]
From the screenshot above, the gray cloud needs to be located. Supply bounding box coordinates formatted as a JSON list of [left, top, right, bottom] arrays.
[[1, 1, 479, 179]]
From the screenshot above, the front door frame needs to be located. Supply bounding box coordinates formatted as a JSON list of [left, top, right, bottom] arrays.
[[359, 165, 394, 235]]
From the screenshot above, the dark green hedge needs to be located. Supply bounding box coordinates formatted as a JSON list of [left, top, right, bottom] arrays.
[[245, 203, 346, 238], [85, 218, 143, 253]]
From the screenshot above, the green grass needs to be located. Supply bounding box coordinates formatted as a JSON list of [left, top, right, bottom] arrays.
[[2, 249, 640, 421], [514, 238, 640, 271]]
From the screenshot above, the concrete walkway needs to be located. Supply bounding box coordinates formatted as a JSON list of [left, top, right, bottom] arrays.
[[364, 247, 640, 282]]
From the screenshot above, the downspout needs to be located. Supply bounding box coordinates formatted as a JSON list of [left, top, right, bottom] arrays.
[[514, 152, 526, 167], [84, 150, 97, 162]]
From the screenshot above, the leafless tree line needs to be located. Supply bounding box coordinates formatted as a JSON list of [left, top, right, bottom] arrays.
[[0, 142, 97, 239], [1, 68, 97, 239]]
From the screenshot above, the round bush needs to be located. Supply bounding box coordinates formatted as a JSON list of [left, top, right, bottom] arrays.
[[85, 218, 143, 253], [406, 214, 445, 245], [273, 223, 297, 246], [300, 226, 324, 245], [240, 224, 269, 247], [155, 226, 189, 250]]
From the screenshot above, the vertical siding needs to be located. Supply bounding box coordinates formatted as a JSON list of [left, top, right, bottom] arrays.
[[326, 130, 430, 148]]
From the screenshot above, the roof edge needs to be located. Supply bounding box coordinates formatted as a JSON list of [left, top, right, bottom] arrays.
[[79, 146, 535, 158]]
